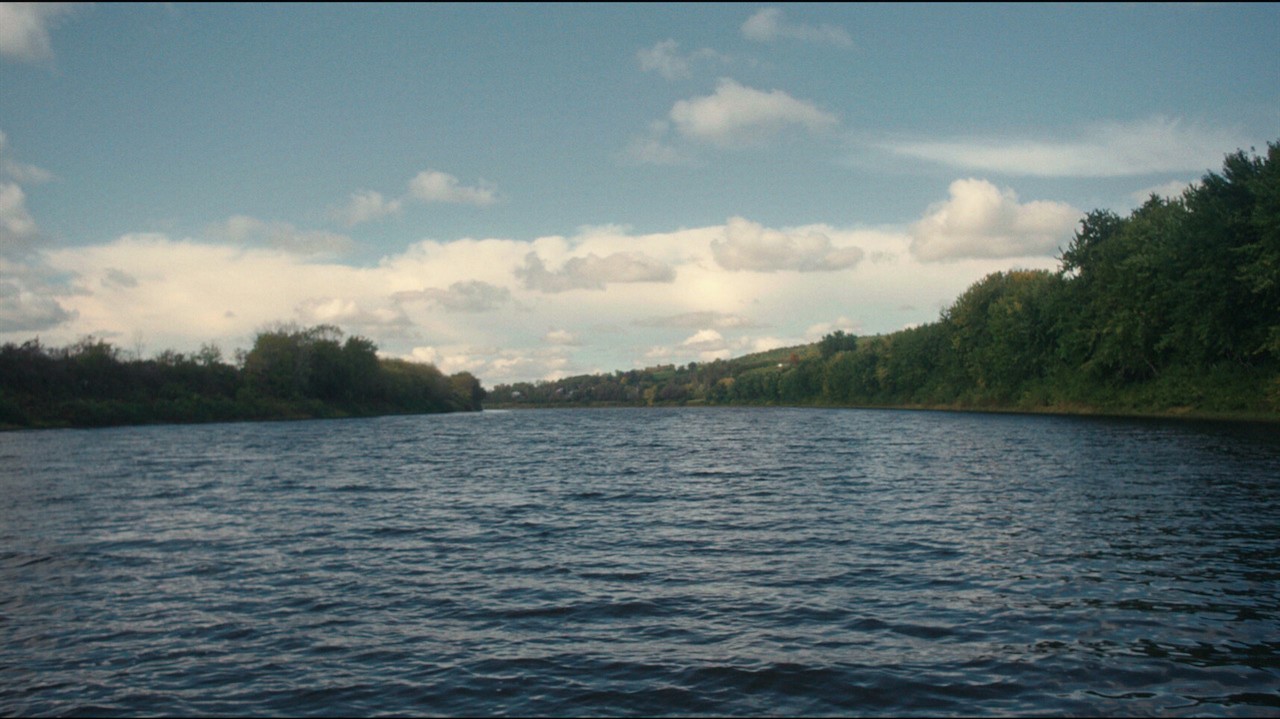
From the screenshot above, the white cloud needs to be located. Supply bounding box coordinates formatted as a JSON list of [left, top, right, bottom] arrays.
[[620, 130, 693, 166], [0, 182, 39, 254], [1130, 179, 1196, 204], [670, 78, 837, 148], [805, 316, 861, 340], [333, 169, 499, 225], [408, 170, 497, 206], [0, 132, 49, 257], [741, 7, 853, 48], [21, 209, 1066, 385], [212, 215, 354, 256], [0, 3, 76, 62], [543, 329, 580, 346], [637, 39, 731, 80], [0, 130, 54, 184], [393, 280, 513, 313], [643, 328, 799, 365], [408, 344, 574, 382], [334, 190, 402, 226], [634, 311, 761, 329], [681, 328, 726, 351], [638, 39, 691, 80], [882, 117, 1248, 177], [0, 264, 75, 332], [711, 216, 864, 272], [908, 179, 1081, 262], [294, 297, 411, 329], [515, 251, 676, 293]]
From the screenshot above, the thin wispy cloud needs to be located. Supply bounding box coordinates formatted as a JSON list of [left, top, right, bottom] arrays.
[[335, 169, 498, 226], [634, 311, 762, 330], [636, 39, 730, 81], [882, 117, 1248, 177], [619, 131, 693, 166], [0, 131, 54, 184], [1130, 179, 1196, 204], [334, 190, 402, 227], [212, 215, 354, 257], [741, 7, 853, 48]]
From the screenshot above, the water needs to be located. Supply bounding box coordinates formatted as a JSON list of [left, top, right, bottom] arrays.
[[1, 407, 1278, 717]]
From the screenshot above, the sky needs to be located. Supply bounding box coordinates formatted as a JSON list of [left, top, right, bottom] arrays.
[[1, 3, 1277, 386]]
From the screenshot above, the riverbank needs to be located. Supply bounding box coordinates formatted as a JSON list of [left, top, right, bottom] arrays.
[[483, 399, 1280, 425]]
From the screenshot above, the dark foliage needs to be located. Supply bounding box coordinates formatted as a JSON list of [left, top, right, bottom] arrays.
[[0, 324, 484, 429]]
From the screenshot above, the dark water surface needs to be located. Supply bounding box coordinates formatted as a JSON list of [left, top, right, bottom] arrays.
[[2, 407, 1278, 716]]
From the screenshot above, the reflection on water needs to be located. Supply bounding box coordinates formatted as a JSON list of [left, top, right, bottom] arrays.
[[1, 408, 1278, 716]]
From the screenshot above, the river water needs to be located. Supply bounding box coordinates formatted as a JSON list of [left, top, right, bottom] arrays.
[[1, 407, 1278, 716]]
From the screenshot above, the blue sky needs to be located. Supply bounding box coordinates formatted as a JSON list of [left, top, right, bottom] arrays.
[[2, 3, 1277, 384]]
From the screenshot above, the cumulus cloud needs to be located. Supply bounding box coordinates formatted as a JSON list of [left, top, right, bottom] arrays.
[[908, 179, 1081, 262], [711, 216, 864, 272], [0, 133, 49, 256], [294, 297, 411, 329], [22, 214, 1064, 385], [0, 182, 39, 254], [0, 270, 75, 332], [392, 280, 513, 313], [212, 215, 353, 256], [741, 7, 853, 48], [882, 117, 1248, 178], [408, 170, 497, 206], [670, 78, 837, 147], [0, 3, 76, 62], [515, 251, 677, 293], [408, 344, 575, 382]]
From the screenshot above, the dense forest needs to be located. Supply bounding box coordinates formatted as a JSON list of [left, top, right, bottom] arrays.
[[0, 324, 484, 429], [489, 143, 1280, 420]]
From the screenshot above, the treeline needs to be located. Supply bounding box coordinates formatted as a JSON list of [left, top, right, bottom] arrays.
[[490, 143, 1280, 419], [0, 324, 485, 429]]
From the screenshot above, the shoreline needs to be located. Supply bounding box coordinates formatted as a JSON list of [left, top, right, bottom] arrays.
[[482, 401, 1280, 425]]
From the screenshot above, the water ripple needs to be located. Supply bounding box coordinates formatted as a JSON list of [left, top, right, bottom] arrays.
[[1, 408, 1278, 716]]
